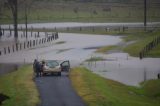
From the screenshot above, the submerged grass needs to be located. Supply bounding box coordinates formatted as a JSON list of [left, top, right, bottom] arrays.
[[0, 65, 40, 106], [70, 67, 160, 106], [95, 45, 117, 53], [85, 57, 105, 62]]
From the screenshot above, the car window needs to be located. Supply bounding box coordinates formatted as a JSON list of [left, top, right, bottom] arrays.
[[61, 61, 70, 67], [46, 61, 59, 68]]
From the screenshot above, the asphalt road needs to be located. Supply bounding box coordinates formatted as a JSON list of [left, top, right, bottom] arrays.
[[35, 72, 86, 106]]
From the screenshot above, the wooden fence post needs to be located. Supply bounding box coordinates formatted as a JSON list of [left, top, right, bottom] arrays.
[[20, 43, 22, 50], [30, 40, 32, 47], [16, 43, 18, 51], [33, 40, 35, 46], [8, 46, 10, 54], [27, 41, 29, 48], [12, 45, 14, 52], [2, 29, 4, 35], [24, 42, 26, 49], [4, 47, 6, 54]]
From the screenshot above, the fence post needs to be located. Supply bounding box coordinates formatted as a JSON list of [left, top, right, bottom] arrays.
[[31, 31, 33, 37], [12, 45, 14, 52], [4, 47, 6, 54], [8, 46, 10, 54], [21, 26, 22, 31], [24, 42, 26, 49], [20, 43, 22, 50], [23, 31, 25, 37], [2, 29, 4, 35], [30, 40, 32, 47], [37, 31, 40, 37], [39, 39, 41, 44], [36, 39, 38, 45], [92, 27, 95, 32], [33, 40, 35, 46], [27, 41, 29, 48], [9, 25, 12, 35], [158, 73, 160, 79], [16, 43, 18, 51], [144, 68, 147, 82], [122, 26, 125, 32], [80, 27, 82, 31]]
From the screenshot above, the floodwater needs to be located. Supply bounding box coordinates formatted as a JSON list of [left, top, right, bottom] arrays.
[[1, 22, 160, 86], [83, 53, 160, 86], [1, 22, 160, 29], [0, 32, 121, 64]]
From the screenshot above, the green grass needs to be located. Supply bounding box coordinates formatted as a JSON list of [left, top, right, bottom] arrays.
[[123, 31, 160, 57], [95, 45, 117, 53], [1, 2, 160, 23], [86, 56, 105, 62], [70, 67, 160, 106], [0, 65, 40, 106]]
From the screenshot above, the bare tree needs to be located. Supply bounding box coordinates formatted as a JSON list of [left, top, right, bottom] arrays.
[[20, 0, 34, 39], [0, 1, 5, 19], [6, 0, 18, 40]]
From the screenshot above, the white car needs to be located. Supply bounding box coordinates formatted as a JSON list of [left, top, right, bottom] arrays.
[[43, 60, 70, 76]]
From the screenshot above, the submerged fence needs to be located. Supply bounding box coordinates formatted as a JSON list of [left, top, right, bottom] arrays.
[[139, 35, 160, 59], [0, 31, 59, 56]]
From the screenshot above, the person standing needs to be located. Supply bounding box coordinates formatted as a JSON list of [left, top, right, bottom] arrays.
[[33, 59, 40, 77], [40, 60, 45, 76]]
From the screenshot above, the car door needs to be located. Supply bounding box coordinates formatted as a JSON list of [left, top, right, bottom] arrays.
[[60, 61, 70, 72]]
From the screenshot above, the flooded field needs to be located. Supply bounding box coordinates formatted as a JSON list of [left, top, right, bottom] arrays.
[[0, 32, 121, 64], [83, 53, 160, 86], [1, 23, 160, 86]]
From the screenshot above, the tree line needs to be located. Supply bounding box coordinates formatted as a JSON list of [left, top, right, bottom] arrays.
[[0, 0, 33, 41]]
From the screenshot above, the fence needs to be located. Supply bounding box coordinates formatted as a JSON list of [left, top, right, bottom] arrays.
[[0, 31, 59, 56], [139, 35, 160, 59]]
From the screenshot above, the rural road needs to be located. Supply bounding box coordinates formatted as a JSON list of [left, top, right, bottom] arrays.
[[35, 72, 86, 106]]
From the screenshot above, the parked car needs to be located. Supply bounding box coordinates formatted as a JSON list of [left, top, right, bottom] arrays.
[[42, 60, 70, 76]]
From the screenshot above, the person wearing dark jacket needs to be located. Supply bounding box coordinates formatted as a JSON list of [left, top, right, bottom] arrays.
[[33, 59, 41, 77], [40, 60, 45, 76]]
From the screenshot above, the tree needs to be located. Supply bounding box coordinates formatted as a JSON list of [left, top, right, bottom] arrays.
[[20, 0, 34, 39], [6, 0, 18, 40], [0, 1, 5, 19]]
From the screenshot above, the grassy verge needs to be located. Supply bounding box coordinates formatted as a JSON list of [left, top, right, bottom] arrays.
[[123, 31, 160, 57], [70, 67, 160, 106], [0, 65, 40, 106]]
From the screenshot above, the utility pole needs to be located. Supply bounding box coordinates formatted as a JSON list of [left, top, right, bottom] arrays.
[[144, 0, 147, 30]]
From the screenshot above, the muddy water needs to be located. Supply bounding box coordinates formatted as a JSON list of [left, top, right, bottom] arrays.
[[2, 22, 160, 29]]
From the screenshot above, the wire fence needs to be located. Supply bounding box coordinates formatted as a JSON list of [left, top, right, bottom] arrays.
[[139, 35, 160, 59], [0, 27, 59, 56]]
